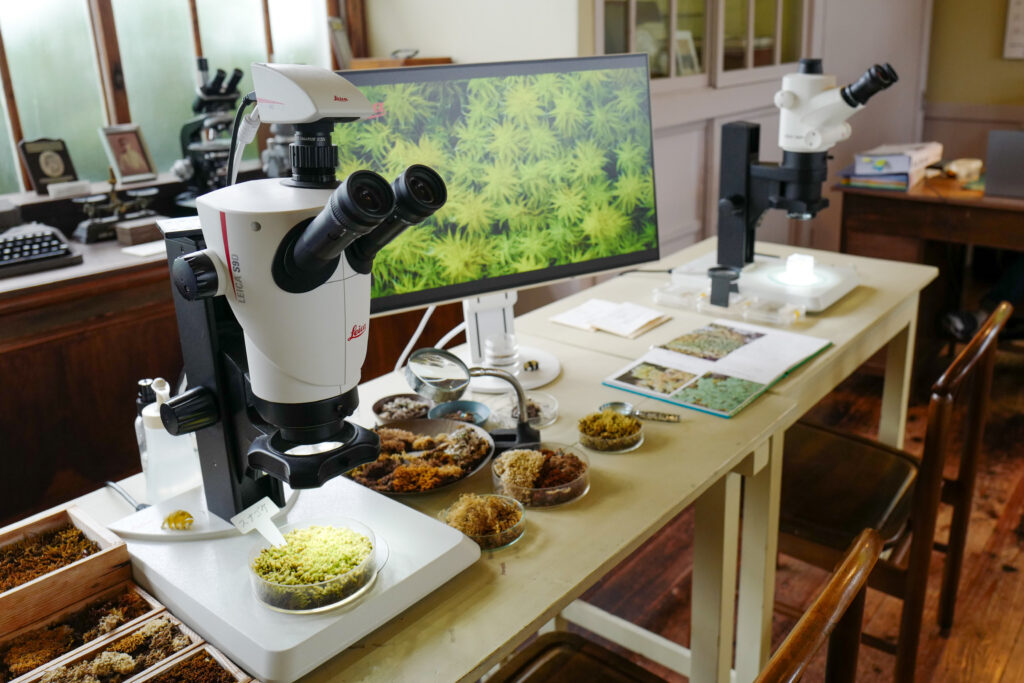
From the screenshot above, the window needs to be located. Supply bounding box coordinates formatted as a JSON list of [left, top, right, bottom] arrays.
[[601, 0, 804, 82], [112, 0, 197, 173], [0, 0, 109, 183], [0, 1, 367, 194]]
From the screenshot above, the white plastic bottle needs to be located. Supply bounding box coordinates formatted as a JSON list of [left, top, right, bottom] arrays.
[[142, 378, 203, 504]]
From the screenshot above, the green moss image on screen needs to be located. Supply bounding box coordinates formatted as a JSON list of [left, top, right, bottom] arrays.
[[670, 373, 766, 414], [332, 68, 657, 297]]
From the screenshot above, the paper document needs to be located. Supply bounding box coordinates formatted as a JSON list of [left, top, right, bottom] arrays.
[[550, 298, 670, 338], [603, 319, 830, 417]]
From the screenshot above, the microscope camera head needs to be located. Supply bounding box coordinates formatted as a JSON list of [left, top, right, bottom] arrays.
[[250, 62, 374, 124]]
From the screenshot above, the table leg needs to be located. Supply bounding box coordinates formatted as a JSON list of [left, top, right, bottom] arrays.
[[734, 435, 783, 683], [692, 471, 741, 683], [879, 303, 918, 448]]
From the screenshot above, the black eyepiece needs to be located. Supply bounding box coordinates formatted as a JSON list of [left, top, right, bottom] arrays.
[[841, 63, 899, 107], [798, 58, 823, 75], [275, 170, 395, 291], [346, 165, 447, 273]]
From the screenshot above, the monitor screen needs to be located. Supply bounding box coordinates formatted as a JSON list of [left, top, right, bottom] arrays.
[[336, 54, 660, 314]]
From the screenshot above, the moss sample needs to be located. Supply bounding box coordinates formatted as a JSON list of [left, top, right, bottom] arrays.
[[149, 652, 235, 683], [251, 526, 374, 611], [0, 523, 99, 592], [0, 587, 150, 680], [332, 67, 657, 298], [39, 617, 191, 683]]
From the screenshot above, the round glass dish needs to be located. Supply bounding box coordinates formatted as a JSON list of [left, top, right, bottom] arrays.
[[438, 493, 526, 550], [494, 391, 559, 429], [372, 393, 432, 423], [491, 443, 590, 507], [428, 400, 490, 426], [248, 518, 383, 614], [577, 411, 645, 453]]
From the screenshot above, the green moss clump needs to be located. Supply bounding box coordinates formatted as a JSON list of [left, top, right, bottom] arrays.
[[250, 526, 374, 611]]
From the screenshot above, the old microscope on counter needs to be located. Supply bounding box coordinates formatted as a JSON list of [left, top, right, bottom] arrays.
[[171, 58, 245, 209]]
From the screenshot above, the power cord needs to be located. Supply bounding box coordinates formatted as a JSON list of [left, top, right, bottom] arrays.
[[226, 91, 258, 186]]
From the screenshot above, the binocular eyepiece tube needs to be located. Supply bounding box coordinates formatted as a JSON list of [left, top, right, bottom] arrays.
[[346, 164, 448, 273], [841, 63, 898, 107], [274, 164, 447, 292]]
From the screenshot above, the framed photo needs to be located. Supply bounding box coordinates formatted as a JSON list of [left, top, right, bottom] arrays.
[[99, 124, 157, 184], [675, 30, 701, 76], [17, 138, 78, 195]]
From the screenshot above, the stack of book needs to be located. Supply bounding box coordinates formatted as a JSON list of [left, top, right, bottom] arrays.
[[840, 141, 943, 191]]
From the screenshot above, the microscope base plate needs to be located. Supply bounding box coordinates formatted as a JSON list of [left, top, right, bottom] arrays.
[[118, 477, 479, 682]]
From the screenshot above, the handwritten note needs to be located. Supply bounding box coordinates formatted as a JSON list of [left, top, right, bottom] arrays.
[[230, 497, 286, 547]]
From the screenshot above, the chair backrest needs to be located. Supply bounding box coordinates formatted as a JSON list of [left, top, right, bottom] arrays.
[[911, 302, 1013, 557], [756, 529, 883, 683]]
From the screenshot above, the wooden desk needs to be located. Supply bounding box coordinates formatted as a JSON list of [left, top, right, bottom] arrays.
[[4, 239, 936, 683], [837, 177, 1024, 371], [36, 341, 795, 683], [838, 177, 1024, 254], [517, 238, 936, 681]]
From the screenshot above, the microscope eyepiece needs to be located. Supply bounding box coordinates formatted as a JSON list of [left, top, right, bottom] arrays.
[[274, 170, 395, 292], [346, 165, 448, 274], [841, 63, 898, 107]]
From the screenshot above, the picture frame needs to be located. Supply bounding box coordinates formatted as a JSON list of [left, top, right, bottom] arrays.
[[675, 29, 701, 76], [17, 138, 78, 195], [99, 124, 157, 184]]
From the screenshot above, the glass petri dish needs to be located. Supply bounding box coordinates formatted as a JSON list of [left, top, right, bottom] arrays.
[[248, 517, 382, 614], [494, 391, 559, 429], [438, 494, 526, 550], [491, 443, 589, 508]]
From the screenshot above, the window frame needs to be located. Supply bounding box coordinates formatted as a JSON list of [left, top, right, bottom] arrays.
[[596, 0, 811, 89], [0, 0, 368, 193]]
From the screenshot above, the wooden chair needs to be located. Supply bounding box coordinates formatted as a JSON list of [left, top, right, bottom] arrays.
[[490, 529, 883, 683], [778, 301, 1013, 682]]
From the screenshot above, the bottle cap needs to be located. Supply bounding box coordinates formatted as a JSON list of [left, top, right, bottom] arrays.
[[142, 378, 171, 430]]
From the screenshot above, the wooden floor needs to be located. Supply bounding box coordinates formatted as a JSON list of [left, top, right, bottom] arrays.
[[576, 345, 1024, 682]]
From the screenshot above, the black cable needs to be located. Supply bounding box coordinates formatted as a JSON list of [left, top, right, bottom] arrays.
[[226, 91, 257, 187], [617, 268, 673, 276]]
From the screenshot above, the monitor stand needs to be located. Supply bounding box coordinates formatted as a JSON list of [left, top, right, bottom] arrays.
[[456, 291, 560, 393]]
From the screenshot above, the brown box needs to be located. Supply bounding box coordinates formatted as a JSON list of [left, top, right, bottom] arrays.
[[115, 215, 166, 246], [0, 506, 131, 636], [22, 613, 204, 683], [1, 582, 164, 683], [134, 643, 252, 683]]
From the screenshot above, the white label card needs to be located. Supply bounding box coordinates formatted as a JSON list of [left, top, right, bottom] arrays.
[[230, 496, 287, 547]]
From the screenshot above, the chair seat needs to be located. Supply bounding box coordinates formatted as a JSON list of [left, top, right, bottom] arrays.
[[781, 421, 918, 550], [489, 632, 662, 683]]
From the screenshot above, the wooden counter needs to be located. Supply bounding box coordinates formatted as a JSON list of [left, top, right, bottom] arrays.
[[0, 240, 182, 526]]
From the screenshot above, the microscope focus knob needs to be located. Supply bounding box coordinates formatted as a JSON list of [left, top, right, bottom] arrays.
[[161, 386, 219, 435], [172, 251, 219, 300], [719, 195, 744, 216]]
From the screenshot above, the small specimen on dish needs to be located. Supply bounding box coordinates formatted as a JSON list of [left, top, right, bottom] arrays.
[[161, 510, 194, 530]]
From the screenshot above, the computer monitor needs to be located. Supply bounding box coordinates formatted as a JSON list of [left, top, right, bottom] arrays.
[[337, 54, 660, 388]]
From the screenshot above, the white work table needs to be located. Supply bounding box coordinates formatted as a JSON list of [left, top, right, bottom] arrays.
[[8, 237, 936, 683]]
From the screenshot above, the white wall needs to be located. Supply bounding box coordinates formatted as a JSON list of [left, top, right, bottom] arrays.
[[365, 0, 581, 63]]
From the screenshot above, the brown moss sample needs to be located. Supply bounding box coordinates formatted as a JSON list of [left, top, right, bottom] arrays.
[[0, 524, 100, 592], [150, 653, 236, 683], [41, 618, 191, 683], [0, 588, 150, 680]]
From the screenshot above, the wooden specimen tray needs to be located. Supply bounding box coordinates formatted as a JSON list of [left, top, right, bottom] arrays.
[[1, 582, 164, 683], [21, 613, 203, 683], [134, 643, 253, 683], [0, 505, 131, 635]]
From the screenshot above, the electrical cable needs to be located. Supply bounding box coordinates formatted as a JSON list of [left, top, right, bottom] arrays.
[[394, 305, 436, 373], [435, 321, 466, 349], [226, 91, 257, 187]]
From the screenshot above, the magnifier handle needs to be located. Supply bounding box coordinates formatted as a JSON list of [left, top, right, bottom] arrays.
[[635, 410, 680, 422]]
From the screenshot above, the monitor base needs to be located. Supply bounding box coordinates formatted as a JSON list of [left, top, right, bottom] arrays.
[[455, 345, 561, 393]]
